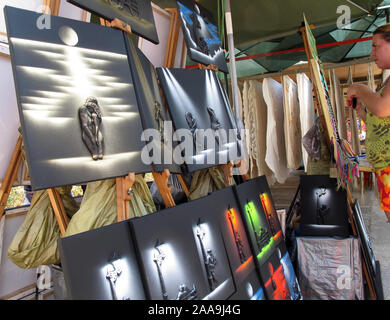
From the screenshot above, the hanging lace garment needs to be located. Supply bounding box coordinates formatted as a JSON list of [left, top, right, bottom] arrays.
[[297, 73, 315, 172], [248, 80, 275, 183], [330, 69, 348, 141], [282, 75, 302, 170]]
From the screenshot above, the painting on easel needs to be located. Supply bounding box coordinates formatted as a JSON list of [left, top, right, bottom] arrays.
[[67, 0, 159, 44], [126, 38, 182, 174], [302, 15, 359, 188], [176, 0, 228, 73], [156, 67, 242, 173], [5, 6, 151, 190]]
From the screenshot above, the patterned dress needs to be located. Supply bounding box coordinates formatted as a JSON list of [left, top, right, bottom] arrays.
[[366, 77, 390, 211]]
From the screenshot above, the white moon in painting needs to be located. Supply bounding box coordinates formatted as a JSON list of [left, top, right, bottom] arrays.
[[59, 26, 79, 46]]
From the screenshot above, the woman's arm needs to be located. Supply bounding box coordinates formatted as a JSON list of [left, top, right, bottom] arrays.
[[347, 82, 390, 117]]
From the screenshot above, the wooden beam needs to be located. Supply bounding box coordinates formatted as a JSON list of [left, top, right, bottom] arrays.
[[0, 136, 23, 217], [47, 188, 69, 236], [177, 174, 189, 197], [164, 8, 181, 68], [116, 173, 135, 222], [152, 169, 175, 208]]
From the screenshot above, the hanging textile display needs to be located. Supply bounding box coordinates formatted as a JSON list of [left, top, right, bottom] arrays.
[[368, 62, 376, 92], [296, 73, 315, 172], [282, 75, 302, 170], [242, 81, 252, 173], [242, 81, 257, 177], [65, 175, 156, 237], [247, 80, 275, 183], [7, 186, 79, 269], [330, 70, 348, 141], [263, 78, 290, 184]]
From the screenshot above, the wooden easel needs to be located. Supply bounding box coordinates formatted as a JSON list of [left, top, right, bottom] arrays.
[[99, 16, 177, 221], [197, 63, 248, 186], [0, 135, 69, 236], [300, 22, 377, 300]]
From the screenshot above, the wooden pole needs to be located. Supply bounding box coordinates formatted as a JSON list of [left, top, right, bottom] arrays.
[[164, 8, 181, 68], [47, 188, 69, 236], [0, 136, 23, 217], [116, 173, 135, 222], [152, 169, 175, 208]]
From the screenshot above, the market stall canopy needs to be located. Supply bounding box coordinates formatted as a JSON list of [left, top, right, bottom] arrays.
[[153, 0, 388, 77]]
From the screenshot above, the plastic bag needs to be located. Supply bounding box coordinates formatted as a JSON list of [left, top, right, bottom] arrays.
[[7, 186, 79, 269]]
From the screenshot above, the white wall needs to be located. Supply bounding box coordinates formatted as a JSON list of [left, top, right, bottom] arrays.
[[0, 55, 20, 181], [138, 2, 186, 68]]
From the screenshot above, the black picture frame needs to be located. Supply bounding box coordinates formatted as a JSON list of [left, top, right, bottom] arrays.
[[129, 197, 236, 300], [258, 250, 291, 300], [351, 199, 384, 299], [299, 175, 350, 238], [5, 6, 151, 190], [67, 0, 159, 44], [125, 37, 182, 174], [195, 186, 265, 300], [233, 176, 284, 258], [277, 242, 302, 300], [58, 220, 146, 300], [156, 67, 241, 173], [176, 0, 228, 73]]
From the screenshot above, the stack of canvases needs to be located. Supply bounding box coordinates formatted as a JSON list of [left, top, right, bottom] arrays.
[[241, 75, 315, 184]]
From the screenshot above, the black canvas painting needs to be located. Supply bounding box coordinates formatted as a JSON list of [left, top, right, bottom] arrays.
[[277, 242, 302, 300], [5, 6, 151, 190], [233, 176, 284, 264], [58, 220, 146, 300], [258, 250, 291, 300], [130, 195, 236, 300], [352, 200, 377, 277], [299, 175, 350, 237], [125, 38, 182, 174], [67, 0, 159, 44], [205, 187, 265, 300], [156, 67, 241, 173], [176, 0, 228, 73]]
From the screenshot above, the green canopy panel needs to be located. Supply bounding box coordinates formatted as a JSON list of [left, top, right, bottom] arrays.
[[154, 0, 388, 77]]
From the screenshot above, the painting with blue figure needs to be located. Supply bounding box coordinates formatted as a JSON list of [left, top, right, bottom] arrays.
[[277, 246, 302, 300], [176, 0, 228, 73], [251, 287, 266, 300]]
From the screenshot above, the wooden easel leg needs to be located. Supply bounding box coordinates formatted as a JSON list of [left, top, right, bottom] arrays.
[[176, 174, 189, 198], [164, 8, 180, 68], [116, 173, 135, 222], [47, 188, 69, 237], [0, 136, 23, 217], [152, 169, 175, 208], [237, 159, 249, 181], [221, 162, 234, 186]]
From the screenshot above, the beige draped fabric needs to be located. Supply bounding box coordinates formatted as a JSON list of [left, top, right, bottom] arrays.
[[65, 175, 156, 237], [7, 186, 79, 269], [263, 78, 290, 184], [188, 166, 231, 201], [330, 69, 348, 141], [282, 75, 302, 170], [297, 73, 315, 172]]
